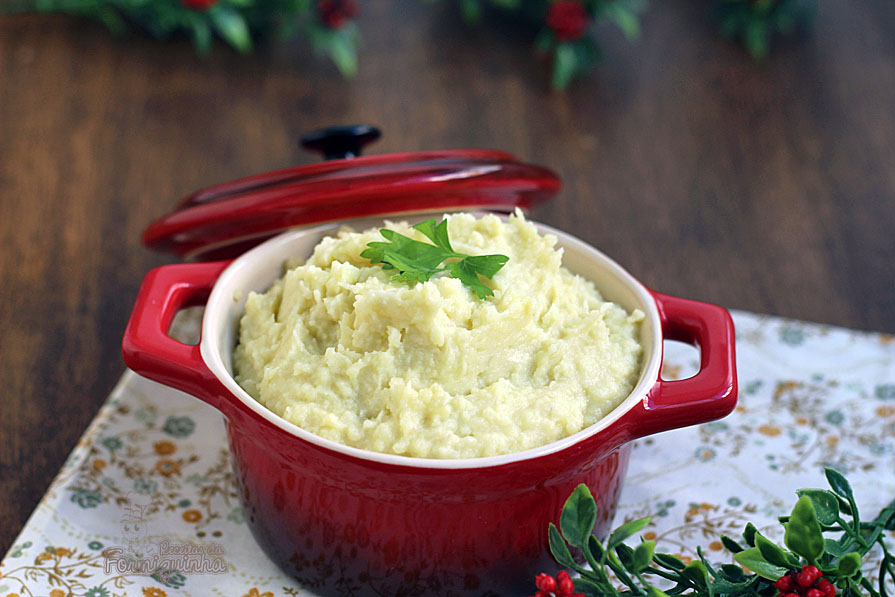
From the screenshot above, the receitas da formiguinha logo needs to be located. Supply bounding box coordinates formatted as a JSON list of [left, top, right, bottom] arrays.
[[102, 492, 228, 577]]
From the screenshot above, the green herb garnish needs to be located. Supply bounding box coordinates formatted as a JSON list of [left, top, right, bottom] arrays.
[[539, 468, 895, 596], [360, 218, 509, 299]]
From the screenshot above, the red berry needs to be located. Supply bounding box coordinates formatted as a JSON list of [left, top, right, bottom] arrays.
[[806, 589, 824, 597], [797, 565, 821, 587], [545, 0, 590, 42], [535, 573, 556, 592], [317, 0, 358, 29], [817, 579, 836, 597], [774, 575, 793, 591], [781, 592, 800, 597], [556, 569, 575, 595], [534, 591, 550, 597], [181, 0, 217, 10]]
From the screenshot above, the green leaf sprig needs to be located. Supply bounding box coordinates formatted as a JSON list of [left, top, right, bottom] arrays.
[[542, 469, 895, 597], [360, 218, 509, 299]]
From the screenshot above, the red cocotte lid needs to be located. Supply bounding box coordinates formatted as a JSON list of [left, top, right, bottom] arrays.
[[143, 125, 561, 260]]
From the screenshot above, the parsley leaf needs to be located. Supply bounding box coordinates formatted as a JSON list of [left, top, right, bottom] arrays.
[[360, 218, 509, 299]]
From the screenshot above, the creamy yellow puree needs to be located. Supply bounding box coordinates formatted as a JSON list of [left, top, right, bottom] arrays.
[[233, 212, 643, 458]]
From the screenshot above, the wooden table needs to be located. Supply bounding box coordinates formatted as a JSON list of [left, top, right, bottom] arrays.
[[1, 0, 893, 553]]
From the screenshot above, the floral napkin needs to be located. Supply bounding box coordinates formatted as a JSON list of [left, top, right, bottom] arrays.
[[1, 310, 893, 597]]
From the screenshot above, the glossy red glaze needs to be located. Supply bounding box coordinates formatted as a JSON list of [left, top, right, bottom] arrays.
[[227, 423, 629, 595], [615, 291, 739, 441], [143, 150, 561, 260], [122, 255, 736, 597]]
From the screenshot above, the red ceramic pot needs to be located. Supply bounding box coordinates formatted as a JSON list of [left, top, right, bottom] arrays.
[[123, 129, 736, 596], [123, 219, 735, 596]]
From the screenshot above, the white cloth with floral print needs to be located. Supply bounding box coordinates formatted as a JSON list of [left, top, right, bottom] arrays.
[[1, 310, 893, 597]]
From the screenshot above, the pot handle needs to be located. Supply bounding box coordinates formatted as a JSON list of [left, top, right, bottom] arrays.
[[122, 261, 232, 410], [621, 291, 737, 441]]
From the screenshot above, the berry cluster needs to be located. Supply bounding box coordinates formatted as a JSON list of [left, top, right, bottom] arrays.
[[545, 0, 590, 42], [181, 0, 217, 11], [317, 0, 358, 29], [531, 570, 585, 597], [774, 565, 836, 597]]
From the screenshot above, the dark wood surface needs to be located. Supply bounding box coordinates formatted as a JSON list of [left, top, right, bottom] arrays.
[[1, 0, 894, 552]]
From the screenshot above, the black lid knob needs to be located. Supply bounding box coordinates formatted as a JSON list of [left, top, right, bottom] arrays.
[[300, 124, 382, 160]]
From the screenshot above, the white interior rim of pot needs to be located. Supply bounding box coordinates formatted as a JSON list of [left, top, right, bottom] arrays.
[[200, 214, 664, 470]]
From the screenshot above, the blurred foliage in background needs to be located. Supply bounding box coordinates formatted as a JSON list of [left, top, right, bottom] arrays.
[[457, 0, 647, 90], [0, 0, 815, 89], [0, 0, 360, 76], [714, 0, 816, 60]]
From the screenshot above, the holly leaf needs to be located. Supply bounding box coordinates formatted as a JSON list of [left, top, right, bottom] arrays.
[[682, 561, 710, 590], [796, 489, 840, 526], [209, 6, 251, 53], [825, 468, 855, 501], [719, 563, 749, 582], [733, 547, 789, 581], [552, 43, 578, 91], [837, 552, 862, 578], [743, 522, 759, 547], [604, 2, 641, 38], [653, 552, 687, 571], [95, 6, 127, 35], [756, 533, 800, 568], [784, 496, 824, 563], [744, 18, 769, 59], [184, 12, 212, 55], [607, 517, 650, 550], [327, 25, 358, 78], [824, 538, 849, 557], [560, 484, 598, 550], [720, 535, 745, 553], [459, 0, 482, 24], [573, 576, 609, 597], [632, 540, 656, 572], [535, 30, 555, 53], [587, 534, 605, 561], [615, 543, 635, 569], [548, 522, 578, 570]]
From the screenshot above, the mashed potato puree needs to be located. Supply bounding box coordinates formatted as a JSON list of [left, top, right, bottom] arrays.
[[233, 212, 643, 459]]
